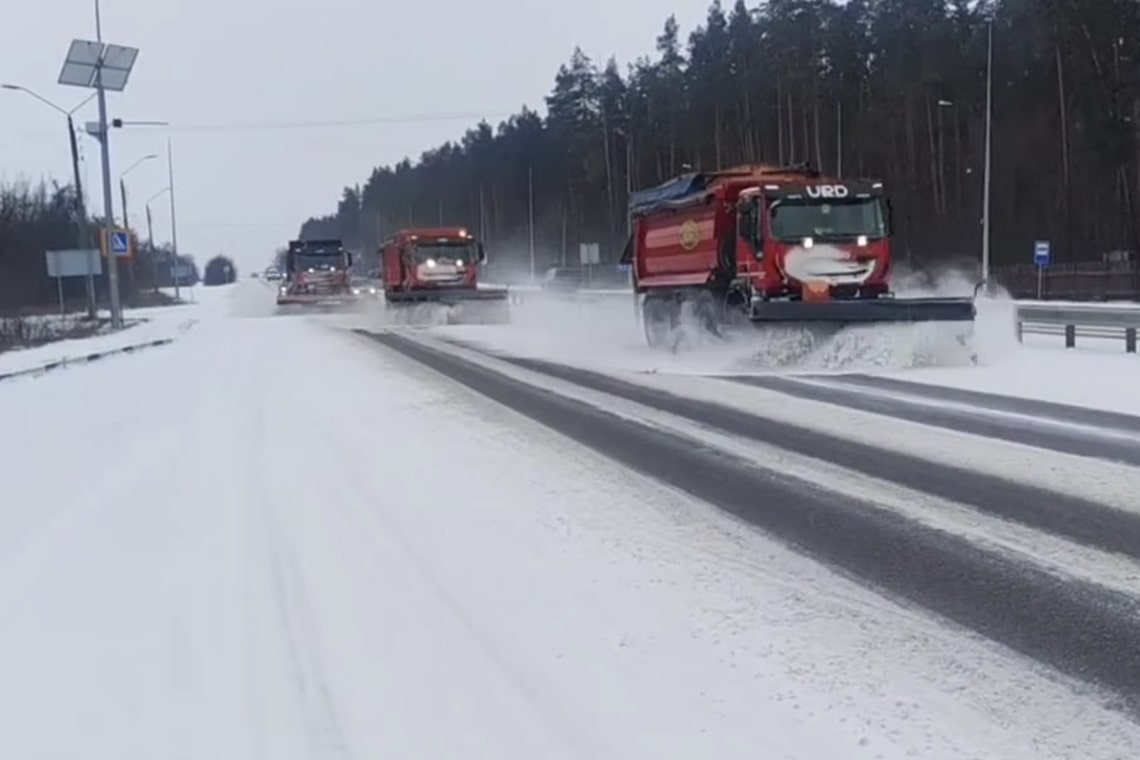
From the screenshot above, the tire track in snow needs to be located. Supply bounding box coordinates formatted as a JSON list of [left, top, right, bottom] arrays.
[[250, 402, 353, 760], [818, 373, 1140, 435], [361, 329, 1140, 714], [262, 515, 353, 759], [723, 374, 1140, 466]]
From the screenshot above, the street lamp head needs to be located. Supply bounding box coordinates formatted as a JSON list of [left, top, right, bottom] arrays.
[[1, 83, 21, 91], [67, 92, 97, 115], [111, 119, 171, 128], [146, 186, 171, 205], [122, 153, 158, 178]]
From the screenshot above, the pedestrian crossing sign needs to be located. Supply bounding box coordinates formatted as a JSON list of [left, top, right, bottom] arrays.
[[101, 228, 135, 258]]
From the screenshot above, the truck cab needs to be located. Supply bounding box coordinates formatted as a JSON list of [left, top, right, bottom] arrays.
[[277, 239, 354, 304], [381, 227, 486, 296], [733, 177, 892, 303]]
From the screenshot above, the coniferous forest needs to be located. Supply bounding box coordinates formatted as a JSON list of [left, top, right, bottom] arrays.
[[299, 0, 1140, 280]]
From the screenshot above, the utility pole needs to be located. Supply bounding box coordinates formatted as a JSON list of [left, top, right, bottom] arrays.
[[528, 164, 535, 282], [478, 183, 486, 242], [145, 202, 157, 292], [46, 0, 140, 325], [981, 18, 994, 293], [625, 131, 633, 237], [614, 126, 635, 238], [836, 99, 843, 178], [67, 115, 98, 317], [93, 0, 124, 328], [119, 178, 128, 231], [167, 138, 181, 301]]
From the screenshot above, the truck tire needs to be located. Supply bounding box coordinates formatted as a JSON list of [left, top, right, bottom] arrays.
[[642, 295, 677, 349], [688, 290, 722, 337]]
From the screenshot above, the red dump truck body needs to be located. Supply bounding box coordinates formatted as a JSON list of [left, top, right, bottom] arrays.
[[630, 165, 892, 301], [624, 164, 975, 347]]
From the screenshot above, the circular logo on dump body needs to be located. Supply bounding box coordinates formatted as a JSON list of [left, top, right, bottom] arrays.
[[679, 220, 700, 250]]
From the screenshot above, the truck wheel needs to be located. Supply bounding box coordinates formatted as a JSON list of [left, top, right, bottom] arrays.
[[642, 297, 676, 349], [690, 290, 723, 337]]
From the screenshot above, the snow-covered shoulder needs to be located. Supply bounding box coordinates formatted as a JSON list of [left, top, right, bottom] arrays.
[[875, 296, 1140, 415], [0, 285, 232, 376]]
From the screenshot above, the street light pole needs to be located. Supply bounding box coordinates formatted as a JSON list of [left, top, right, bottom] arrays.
[[119, 153, 157, 231], [117, 155, 154, 300], [92, 0, 125, 329], [106, 120, 174, 297], [981, 19, 994, 292], [836, 99, 843, 179], [144, 186, 170, 294], [527, 164, 535, 282], [167, 138, 182, 301], [3, 84, 99, 318], [146, 202, 156, 291], [53, 1, 140, 329], [119, 178, 128, 231], [65, 114, 99, 318]]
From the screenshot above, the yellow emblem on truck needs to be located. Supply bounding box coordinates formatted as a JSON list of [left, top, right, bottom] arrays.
[[679, 219, 700, 250]]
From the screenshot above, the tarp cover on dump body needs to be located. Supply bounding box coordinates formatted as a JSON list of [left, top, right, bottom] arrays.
[[628, 173, 709, 215]]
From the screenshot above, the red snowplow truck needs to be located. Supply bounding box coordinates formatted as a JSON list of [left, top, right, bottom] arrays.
[[623, 164, 977, 352], [380, 227, 509, 323], [276, 238, 356, 307]]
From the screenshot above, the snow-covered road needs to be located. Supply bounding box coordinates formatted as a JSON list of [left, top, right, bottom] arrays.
[[2, 281, 1139, 759]]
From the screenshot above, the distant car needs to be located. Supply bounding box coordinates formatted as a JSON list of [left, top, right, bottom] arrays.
[[351, 278, 383, 297], [250, 272, 260, 278], [264, 267, 283, 281], [541, 267, 581, 291]]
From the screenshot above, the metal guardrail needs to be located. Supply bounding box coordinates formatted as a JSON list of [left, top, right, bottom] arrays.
[[1016, 303, 1140, 353]]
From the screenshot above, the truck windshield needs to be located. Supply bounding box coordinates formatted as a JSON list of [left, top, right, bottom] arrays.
[[294, 253, 346, 271], [412, 241, 477, 263], [768, 198, 886, 242]]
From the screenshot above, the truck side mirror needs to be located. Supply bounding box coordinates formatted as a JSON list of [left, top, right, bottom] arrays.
[[477, 243, 487, 263], [347, 252, 354, 267]]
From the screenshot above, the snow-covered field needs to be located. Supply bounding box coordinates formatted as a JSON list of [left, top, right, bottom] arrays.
[[1, 280, 1139, 758]]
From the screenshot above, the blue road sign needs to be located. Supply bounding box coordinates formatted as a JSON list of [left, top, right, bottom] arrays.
[[1034, 240, 1050, 266], [110, 230, 130, 255]]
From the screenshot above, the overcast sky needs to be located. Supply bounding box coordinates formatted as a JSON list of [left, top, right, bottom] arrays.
[[3, 0, 712, 274]]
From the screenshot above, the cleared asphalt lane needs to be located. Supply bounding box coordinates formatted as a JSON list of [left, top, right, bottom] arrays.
[[441, 339, 1140, 563], [725, 375, 1140, 467], [364, 329, 1140, 714], [820, 374, 1140, 435]]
